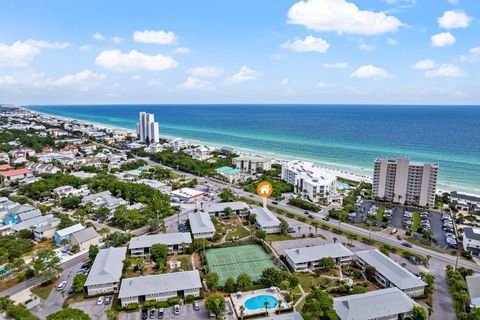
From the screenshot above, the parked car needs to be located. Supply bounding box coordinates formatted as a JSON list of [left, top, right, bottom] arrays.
[[57, 281, 67, 291], [287, 226, 295, 233], [149, 309, 156, 319], [193, 301, 200, 311], [158, 308, 164, 319], [141, 309, 148, 320], [96, 296, 104, 305], [174, 305, 180, 315], [104, 296, 111, 305]]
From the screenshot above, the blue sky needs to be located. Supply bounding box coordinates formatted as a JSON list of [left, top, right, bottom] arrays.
[[0, 0, 479, 104]]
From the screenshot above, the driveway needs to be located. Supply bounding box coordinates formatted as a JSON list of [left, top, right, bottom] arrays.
[[70, 298, 110, 320]]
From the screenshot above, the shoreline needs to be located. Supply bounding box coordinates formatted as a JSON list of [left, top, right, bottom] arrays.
[[20, 106, 478, 196]]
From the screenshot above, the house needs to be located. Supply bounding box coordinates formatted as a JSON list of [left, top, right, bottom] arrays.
[[466, 274, 480, 308], [55, 223, 85, 245], [188, 212, 215, 239], [0, 153, 9, 163], [2, 204, 38, 225], [204, 201, 250, 218], [84, 247, 127, 296], [81, 191, 128, 211], [52, 185, 89, 198], [170, 188, 205, 203], [0, 164, 12, 171], [256, 313, 303, 320], [215, 166, 242, 183], [333, 287, 418, 320], [233, 156, 272, 174], [70, 171, 96, 180], [284, 243, 354, 272], [118, 270, 202, 307], [129, 233, 192, 256], [33, 218, 60, 241], [463, 227, 480, 256], [11, 214, 56, 233], [0, 168, 33, 185], [26, 163, 61, 175], [135, 179, 172, 194], [251, 207, 281, 234], [70, 227, 100, 251], [355, 249, 426, 297], [450, 191, 480, 208], [17, 209, 42, 222]]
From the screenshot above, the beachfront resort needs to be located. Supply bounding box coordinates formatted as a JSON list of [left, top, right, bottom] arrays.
[[0, 106, 478, 320]]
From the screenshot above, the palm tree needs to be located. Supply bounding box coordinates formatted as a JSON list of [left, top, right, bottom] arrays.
[[333, 237, 337, 243], [239, 305, 245, 320], [264, 300, 270, 315]]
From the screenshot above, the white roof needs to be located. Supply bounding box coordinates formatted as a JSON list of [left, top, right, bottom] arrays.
[[171, 188, 204, 199], [285, 243, 354, 264], [85, 247, 127, 287], [204, 201, 249, 213], [55, 223, 85, 237], [136, 179, 167, 189], [466, 274, 480, 308], [118, 270, 202, 299], [334, 287, 417, 320], [356, 249, 426, 290], [188, 212, 215, 235], [129, 232, 192, 250], [283, 160, 336, 185], [251, 207, 280, 228]]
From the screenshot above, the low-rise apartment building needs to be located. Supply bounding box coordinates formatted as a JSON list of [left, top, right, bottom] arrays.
[[188, 212, 215, 239], [285, 243, 354, 272], [204, 201, 249, 218], [463, 227, 480, 256], [251, 206, 281, 234], [84, 247, 127, 296], [129, 233, 192, 256], [33, 218, 60, 241]]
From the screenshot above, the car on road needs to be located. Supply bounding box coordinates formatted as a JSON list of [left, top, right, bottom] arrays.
[[396, 235, 402, 240], [56, 281, 67, 291], [193, 301, 200, 311], [104, 296, 111, 305], [174, 305, 180, 315], [158, 308, 164, 319], [272, 201, 278, 205], [96, 296, 104, 305], [149, 309, 156, 319], [304, 211, 309, 215], [401, 242, 412, 248]]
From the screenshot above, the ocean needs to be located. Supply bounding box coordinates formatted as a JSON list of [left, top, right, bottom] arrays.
[[24, 104, 480, 195]]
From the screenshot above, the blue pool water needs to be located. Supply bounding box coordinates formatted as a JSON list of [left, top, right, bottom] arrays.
[[244, 295, 278, 310], [336, 181, 353, 190]]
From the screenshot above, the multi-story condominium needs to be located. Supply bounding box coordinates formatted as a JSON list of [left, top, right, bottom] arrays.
[[233, 156, 272, 174], [285, 243, 354, 272], [129, 233, 192, 256], [372, 157, 438, 207], [463, 227, 480, 256], [118, 270, 202, 306], [251, 206, 281, 234], [333, 287, 418, 320], [355, 249, 426, 297], [84, 247, 127, 296], [136, 112, 160, 143], [281, 160, 336, 203]]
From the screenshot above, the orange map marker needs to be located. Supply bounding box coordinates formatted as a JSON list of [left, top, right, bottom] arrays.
[[257, 181, 273, 198]]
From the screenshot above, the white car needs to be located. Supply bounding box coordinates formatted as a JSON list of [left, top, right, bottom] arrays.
[[96, 296, 104, 305], [56, 281, 67, 291]]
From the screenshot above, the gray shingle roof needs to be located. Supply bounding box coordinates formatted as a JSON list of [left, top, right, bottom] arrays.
[[85, 247, 127, 287], [204, 201, 249, 213], [10, 204, 36, 215], [464, 227, 480, 241], [118, 270, 201, 299], [355, 249, 426, 290], [188, 212, 215, 235], [334, 287, 417, 320], [466, 274, 480, 308], [285, 243, 354, 264], [129, 232, 192, 250], [18, 209, 42, 222], [70, 227, 100, 244], [11, 214, 54, 232], [34, 218, 60, 233], [251, 207, 280, 228]]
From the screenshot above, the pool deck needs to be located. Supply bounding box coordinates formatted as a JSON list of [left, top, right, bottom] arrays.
[[230, 287, 290, 318]]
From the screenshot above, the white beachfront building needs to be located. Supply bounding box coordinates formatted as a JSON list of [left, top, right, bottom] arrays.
[[281, 160, 336, 204], [233, 156, 272, 174]]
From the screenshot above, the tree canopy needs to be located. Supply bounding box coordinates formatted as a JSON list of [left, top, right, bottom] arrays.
[[302, 288, 336, 320]]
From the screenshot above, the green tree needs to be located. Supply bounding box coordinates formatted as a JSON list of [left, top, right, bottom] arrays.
[[260, 267, 284, 287], [205, 294, 226, 319], [302, 288, 336, 320], [104, 232, 131, 247], [279, 218, 289, 235], [30, 248, 61, 281], [72, 274, 87, 293], [412, 305, 427, 320], [224, 277, 236, 293], [219, 188, 236, 202], [88, 245, 99, 262], [150, 244, 169, 261], [61, 195, 81, 210], [255, 230, 267, 240], [319, 257, 335, 271], [236, 273, 253, 291], [205, 272, 219, 289], [47, 308, 91, 320]]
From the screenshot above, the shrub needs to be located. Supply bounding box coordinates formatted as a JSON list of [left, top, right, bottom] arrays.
[[143, 300, 156, 308], [167, 296, 180, 306], [185, 295, 195, 303], [125, 303, 139, 311], [155, 301, 169, 308]]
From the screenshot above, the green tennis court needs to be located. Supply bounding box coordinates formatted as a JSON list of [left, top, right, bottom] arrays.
[[205, 244, 276, 285]]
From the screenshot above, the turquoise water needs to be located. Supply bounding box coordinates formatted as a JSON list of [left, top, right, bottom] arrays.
[[24, 104, 480, 194], [336, 181, 353, 190], [244, 295, 278, 310]]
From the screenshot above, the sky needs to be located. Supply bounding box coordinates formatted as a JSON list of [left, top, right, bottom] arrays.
[[0, 0, 479, 105]]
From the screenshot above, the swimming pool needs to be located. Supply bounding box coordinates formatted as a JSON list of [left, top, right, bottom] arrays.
[[244, 295, 278, 310], [336, 181, 353, 190]]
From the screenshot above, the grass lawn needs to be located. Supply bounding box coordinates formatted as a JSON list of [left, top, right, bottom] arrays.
[[295, 273, 325, 293], [266, 233, 293, 242], [176, 255, 192, 271], [0, 270, 34, 292], [376, 207, 385, 222], [31, 280, 56, 299], [226, 226, 251, 241], [411, 212, 421, 233]]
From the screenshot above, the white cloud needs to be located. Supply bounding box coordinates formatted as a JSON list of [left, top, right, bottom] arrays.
[[177, 77, 212, 90], [358, 42, 375, 51], [111, 37, 124, 44], [448, 0, 459, 4], [226, 65, 262, 83], [0, 75, 17, 86], [187, 66, 224, 78], [459, 47, 480, 62], [173, 47, 191, 54], [147, 79, 161, 87], [387, 38, 398, 46], [413, 59, 435, 70], [0, 39, 69, 67], [133, 30, 177, 45], [93, 33, 105, 41], [424, 64, 463, 77], [287, 0, 402, 35], [132, 75, 141, 80], [350, 65, 393, 80], [281, 78, 289, 85], [431, 32, 456, 47], [95, 50, 178, 72], [79, 45, 92, 51], [438, 10, 472, 29], [323, 62, 348, 69], [52, 69, 106, 90], [281, 35, 330, 53], [317, 81, 332, 88]]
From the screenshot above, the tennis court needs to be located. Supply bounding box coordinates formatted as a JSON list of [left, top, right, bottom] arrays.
[[205, 244, 276, 285]]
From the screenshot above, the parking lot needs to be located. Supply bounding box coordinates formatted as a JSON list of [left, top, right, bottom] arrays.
[[70, 297, 111, 320]]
